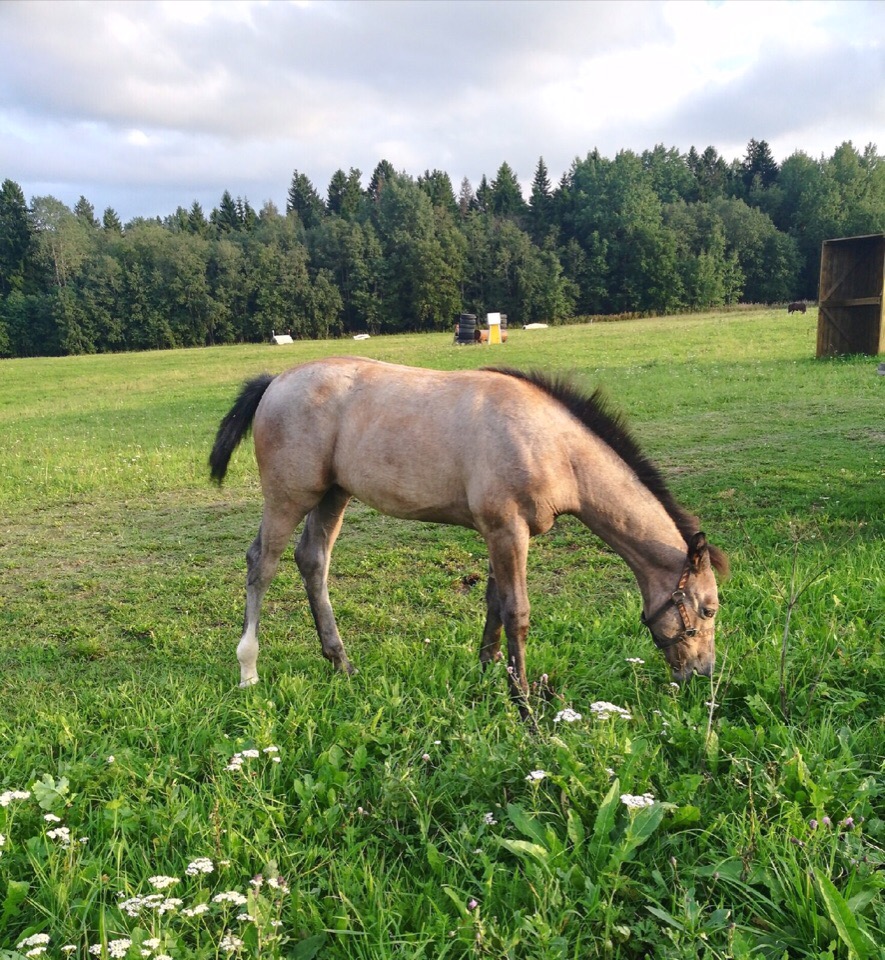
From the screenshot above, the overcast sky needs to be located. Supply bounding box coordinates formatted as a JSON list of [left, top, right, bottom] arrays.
[[1, 0, 883, 223]]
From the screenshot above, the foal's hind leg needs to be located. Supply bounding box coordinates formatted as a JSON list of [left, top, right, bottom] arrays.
[[238, 500, 306, 687], [294, 486, 354, 675]]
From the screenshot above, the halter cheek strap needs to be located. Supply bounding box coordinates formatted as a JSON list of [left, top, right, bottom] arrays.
[[641, 559, 699, 650]]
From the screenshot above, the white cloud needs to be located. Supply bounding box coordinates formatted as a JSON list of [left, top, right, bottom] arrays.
[[0, 0, 881, 220]]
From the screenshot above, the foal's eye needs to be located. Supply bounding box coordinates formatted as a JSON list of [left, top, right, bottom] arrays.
[[701, 606, 718, 619]]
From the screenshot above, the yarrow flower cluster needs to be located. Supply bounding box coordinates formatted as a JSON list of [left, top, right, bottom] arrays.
[[144, 875, 176, 891], [17, 934, 50, 958], [118, 893, 183, 918], [213, 890, 249, 906], [186, 857, 215, 876], [483, 812, 498, 825], [526, 769, 547, 782], [225, 745, 281, 772], [46, 826, 72, 847], [620, 792, 656, 810], [625, 657, 645, 665], [553, 708, 583, 723], [89, 940, 131, 958], [0, 789, 31, 806], [220, 932, 244, 953], [589, 701, 632, 721]]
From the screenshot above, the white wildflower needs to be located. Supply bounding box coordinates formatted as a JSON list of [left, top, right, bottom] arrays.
[[185, 857, 214, 876], [625, 657, 645, 664], [107, 755, 115, 764], [89, 946, 103, 956], [240, 749, 260, 759], [143, 938, 160, 949], [483, 812, 498, 825], [148, 875, 179, 890], [236, 912, 255, 922], [62, 948, 77, 955], [526, 769, 547, 782], [108, 939, 132, 958], [17, 935, 51, 950], [262, 745, 280, 754], [553, 708, 583, 723], [213, 890, 248, 906], [589, 701, 632, 721], [182, 902, 210, 917], [220, 933, 244, 953], [0, 789, 31, 806], [25, 948, 48, 958], [620, 792, 656, 810], [266, 876, 289, 893], [47, 826, 72, 846], [43, 813, 62, 823]]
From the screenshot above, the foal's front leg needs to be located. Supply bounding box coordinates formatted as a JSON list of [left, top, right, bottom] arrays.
[[479, 562, 503, 667], [484, 525, 533, 722]]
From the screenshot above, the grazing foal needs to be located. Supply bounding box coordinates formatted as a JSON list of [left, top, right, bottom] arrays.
[[210, 357, 728, 717]]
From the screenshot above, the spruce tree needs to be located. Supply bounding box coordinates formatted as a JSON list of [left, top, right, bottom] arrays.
[[287, 170, 325, 229]]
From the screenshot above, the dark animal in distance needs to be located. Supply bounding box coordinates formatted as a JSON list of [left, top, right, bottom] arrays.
[[788, 301, 807, 314]]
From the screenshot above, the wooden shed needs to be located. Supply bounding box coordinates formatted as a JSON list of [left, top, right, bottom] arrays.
[[817, 233, 885, 357]]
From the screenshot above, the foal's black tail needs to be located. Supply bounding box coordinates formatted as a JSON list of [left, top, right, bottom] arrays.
[[209, 373, 276, 484]]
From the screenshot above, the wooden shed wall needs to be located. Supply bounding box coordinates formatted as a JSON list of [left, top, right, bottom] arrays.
[[817, 234, 885, 357]]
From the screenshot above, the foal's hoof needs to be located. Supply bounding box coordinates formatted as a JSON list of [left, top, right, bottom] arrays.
[[239, 676, 259, 688]]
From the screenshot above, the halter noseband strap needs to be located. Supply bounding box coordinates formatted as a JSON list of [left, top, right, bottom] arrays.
[[641, 559, 699, 650]]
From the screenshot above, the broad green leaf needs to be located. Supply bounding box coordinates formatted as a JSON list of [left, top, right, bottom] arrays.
[[1, 880, 29, 926], [506, 803, 549, 848], [646, 904, 686, 932], [814, 868, 876, 960], [498, 838, 550, 864], [289, 933, 327, 959], [567, 808, 585, 849], [589, 779, 619, 870]]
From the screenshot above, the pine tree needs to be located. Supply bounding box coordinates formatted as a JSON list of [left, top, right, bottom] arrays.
[[212, 191, 241, 234], [0, 179, 34, 296], [742, 138, 779, 192], [490, 162, 526, 217], [102, 207, 123, 234], [187, 201, 208, 236], [528, 157, 553, 240], [74, 196, 99, 228], [458, 177, 475, 219], [287, 170, 325, 229], [368, 160, 396, 203]]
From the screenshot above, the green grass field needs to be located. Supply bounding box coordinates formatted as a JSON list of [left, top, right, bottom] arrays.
[[1, 309, 883, 959]]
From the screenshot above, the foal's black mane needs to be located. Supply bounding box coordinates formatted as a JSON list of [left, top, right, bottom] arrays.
[[486, 366, 702, 550]]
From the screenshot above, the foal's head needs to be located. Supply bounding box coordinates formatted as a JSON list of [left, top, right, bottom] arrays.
[[643, 532, 727, 683]]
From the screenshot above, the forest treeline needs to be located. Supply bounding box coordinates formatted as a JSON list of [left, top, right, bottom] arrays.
[[1, 139, 884, 357]]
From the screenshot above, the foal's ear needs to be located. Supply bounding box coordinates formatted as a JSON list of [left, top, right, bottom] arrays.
[[688, 531, 710, 574]]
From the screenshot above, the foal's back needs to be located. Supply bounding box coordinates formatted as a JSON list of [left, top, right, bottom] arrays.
[[253, 357, 583, 531]]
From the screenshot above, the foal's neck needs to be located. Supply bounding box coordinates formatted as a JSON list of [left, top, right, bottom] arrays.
[[574, 451, 688, 604]]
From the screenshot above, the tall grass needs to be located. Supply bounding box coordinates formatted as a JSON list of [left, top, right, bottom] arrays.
[[1, 309, 883, 959]]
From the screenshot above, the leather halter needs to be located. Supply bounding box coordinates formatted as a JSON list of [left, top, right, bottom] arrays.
[[641, 558, 705, 650]]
